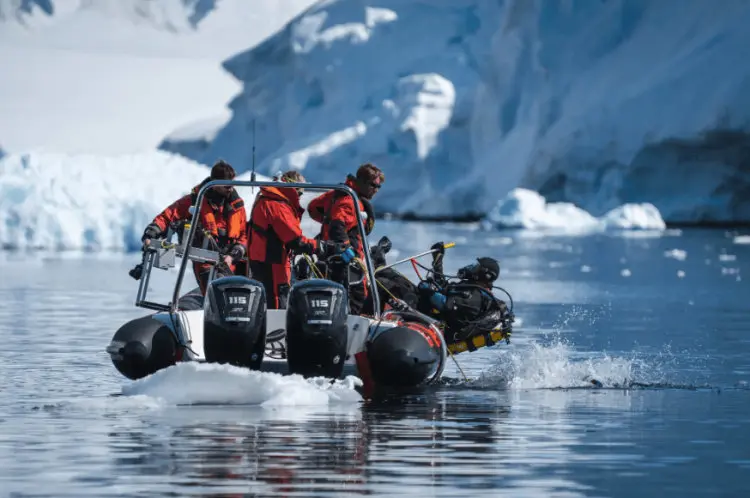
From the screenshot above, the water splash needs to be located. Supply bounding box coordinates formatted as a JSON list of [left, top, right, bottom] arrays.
[[455, 302, 686, 390], [454, 337, 716, 391]]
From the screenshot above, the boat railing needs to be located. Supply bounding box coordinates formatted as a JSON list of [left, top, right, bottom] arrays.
[[132, 179, 381, 318]]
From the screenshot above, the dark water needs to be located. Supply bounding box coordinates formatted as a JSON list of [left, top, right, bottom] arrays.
[[1, 222, 749, 497]]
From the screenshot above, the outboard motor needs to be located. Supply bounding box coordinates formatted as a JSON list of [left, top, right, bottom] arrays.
[[203, 276, 267, 370], [107, 315, 179, 380], [366, 311, 446, 388], [286, 279, 349, 379]]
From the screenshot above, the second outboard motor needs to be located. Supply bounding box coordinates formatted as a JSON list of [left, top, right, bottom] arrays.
[[286, 279, 349, 379], [204, 276, 267, 370]]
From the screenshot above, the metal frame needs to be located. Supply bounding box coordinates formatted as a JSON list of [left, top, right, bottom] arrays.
[[134, 249, 170, 312], [169, 179, 382, 318]]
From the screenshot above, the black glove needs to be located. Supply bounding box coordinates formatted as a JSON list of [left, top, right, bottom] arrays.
[[388, 298, 410, 312], [316, 240, 344, 259], [431, 241, 445, 258], [299, 239, 317, 256], [228, 244, 245, 262], [315, 240, 332, 259], [141, 224, 160, 243], [376, 236, 392, 254]]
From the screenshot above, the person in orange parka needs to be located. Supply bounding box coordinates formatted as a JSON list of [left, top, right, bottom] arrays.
[[307, 163, 384, 314], [246, 170, 319, 309], [141, 160, 248, 295]]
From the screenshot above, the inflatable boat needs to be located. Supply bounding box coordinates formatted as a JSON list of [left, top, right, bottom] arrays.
[[106, 179, 448, 394]]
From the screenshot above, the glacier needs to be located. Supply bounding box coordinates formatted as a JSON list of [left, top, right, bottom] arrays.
[[0, 151, 252, 251], [163, 0, 750, 223], [0, 150, 340, 251], [0, 150, 667, 252]]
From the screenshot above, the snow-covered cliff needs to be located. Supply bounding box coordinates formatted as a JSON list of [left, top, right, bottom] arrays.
[[165, 0, 750, 223], [174, 0, 498, 217], [475, 0, 750, 224]]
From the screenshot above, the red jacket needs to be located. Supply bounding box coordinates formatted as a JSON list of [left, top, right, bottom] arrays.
[[307, 176, 374, 261], [247, 186, 317, 264], [151, 179, 247, 249]]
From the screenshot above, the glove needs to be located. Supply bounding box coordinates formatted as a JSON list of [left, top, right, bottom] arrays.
[[388, 298, 410, 312], [340, 246, 356, 263], [298, 239, 317, 256], [315, 240, 333, 259], [141, 224, 160, 243], [431, 241, 445, 258], [376, 235, 392, 254], [228, 244, 245, 262]]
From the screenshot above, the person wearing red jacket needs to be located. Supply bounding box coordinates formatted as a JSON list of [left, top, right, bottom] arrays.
[[141, 160, 248, 295], [307, 163, 384, 314], [247, 171, 319, 309]]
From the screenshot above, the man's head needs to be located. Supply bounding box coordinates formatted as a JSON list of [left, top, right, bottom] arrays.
[[354, 163, 384, 200], [277, 170, 306, 197], [210, 160, 236, 197], [457, 257, 500, 287]]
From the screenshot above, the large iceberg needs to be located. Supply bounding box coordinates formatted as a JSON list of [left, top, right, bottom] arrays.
[[163, 0, 750, 223]]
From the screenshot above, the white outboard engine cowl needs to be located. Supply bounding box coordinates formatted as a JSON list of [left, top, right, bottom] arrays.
[[204, 276, 267, 370]]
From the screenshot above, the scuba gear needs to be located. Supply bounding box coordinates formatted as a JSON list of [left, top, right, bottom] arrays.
[[375, 241, 513, 350], [456, 257, 500, 284], [340, 247, 356, 263]]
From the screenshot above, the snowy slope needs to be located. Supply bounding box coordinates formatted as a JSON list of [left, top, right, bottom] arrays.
[[0, 0, 317, 154], [169, 0, 750, 223]]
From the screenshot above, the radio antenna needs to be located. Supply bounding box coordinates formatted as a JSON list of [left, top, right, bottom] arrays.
[[251, 119, 257, 193]]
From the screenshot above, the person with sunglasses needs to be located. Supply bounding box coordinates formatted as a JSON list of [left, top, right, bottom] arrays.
[[140, 160, 248, 295], [246, 170, 319, 309], [307, 163, 384, 314]]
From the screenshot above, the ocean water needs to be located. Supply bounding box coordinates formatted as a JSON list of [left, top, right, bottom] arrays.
[[1, 221, 749, 497]]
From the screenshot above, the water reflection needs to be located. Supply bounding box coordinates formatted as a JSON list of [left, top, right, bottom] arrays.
[[101, 391, 517, 497], [99, 389, 627, 497]]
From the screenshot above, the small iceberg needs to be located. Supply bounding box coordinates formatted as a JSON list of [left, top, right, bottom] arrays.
[[484, 188, 667, 234]]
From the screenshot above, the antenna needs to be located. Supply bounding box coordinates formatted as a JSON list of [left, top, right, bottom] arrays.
[[251, 119, 257, 193]]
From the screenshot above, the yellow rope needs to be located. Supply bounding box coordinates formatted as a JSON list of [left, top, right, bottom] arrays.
[[302, 253, 325, 279]]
